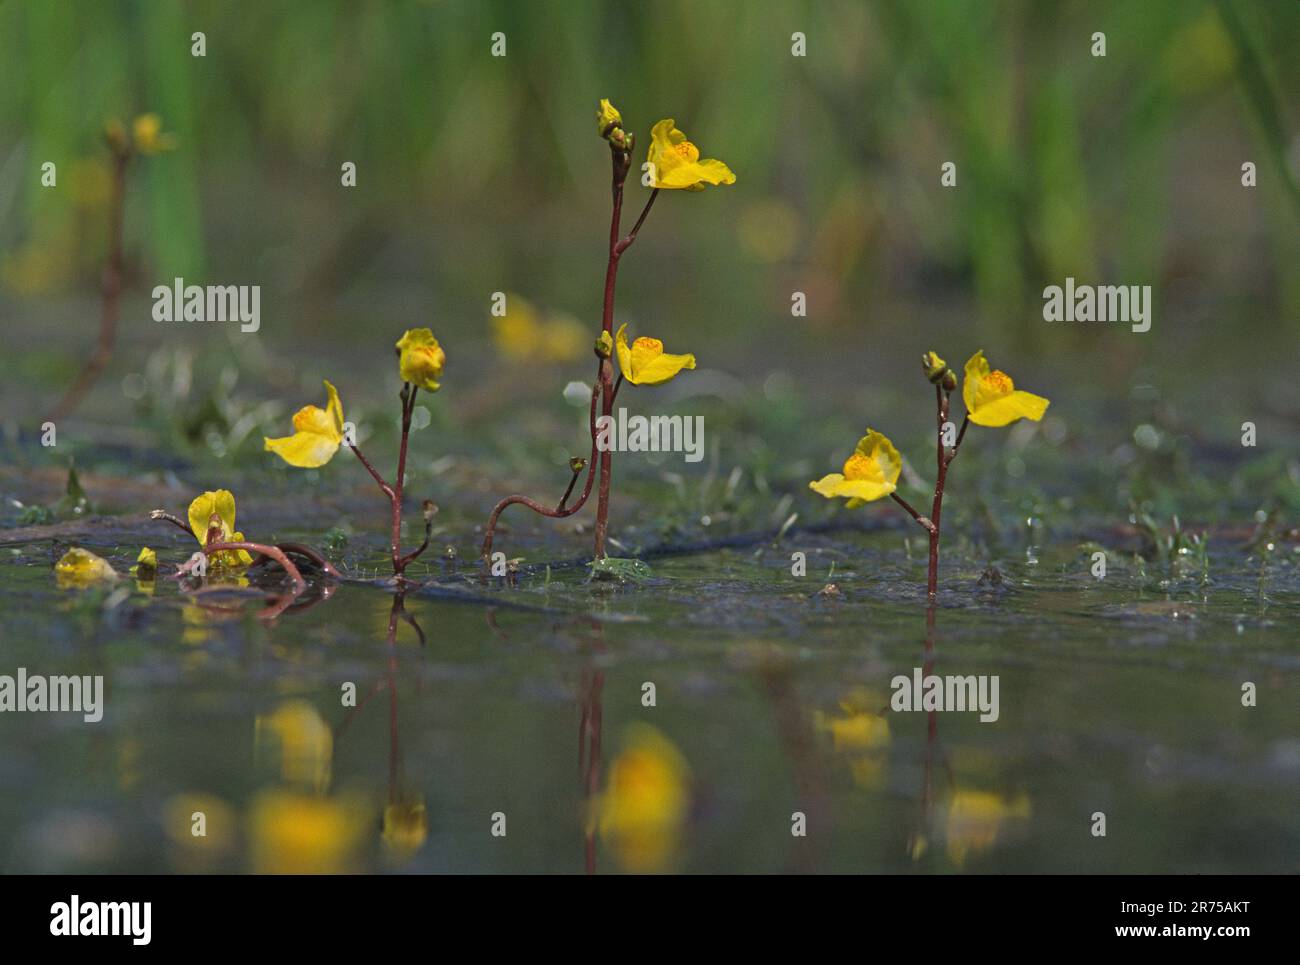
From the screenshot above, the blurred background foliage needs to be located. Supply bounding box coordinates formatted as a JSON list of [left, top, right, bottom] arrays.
[[1, 0, 1297, 525]]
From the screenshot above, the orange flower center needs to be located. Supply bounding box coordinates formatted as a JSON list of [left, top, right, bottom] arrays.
[[673, 141, 695, 159], [633, 336, 663, 353], [843, 453, 876, 481], [983, 370, 1013, 396]]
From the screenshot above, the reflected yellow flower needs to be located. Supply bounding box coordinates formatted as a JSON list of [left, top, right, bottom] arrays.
[[597, 724, 690, 873], [596, 98, 622, 135], [815, 688, 891, 790], [132, 113, 176, 155], [395, 328, 445, 391], [382, 798, 428, 861], [254, 700, 333, 793], [646, 119, 736, 191], [962, 351, 1049, 428], [248, 790, 369, 874], [614, 323, 696, 386], [181, 603, 213, 646], [54, 547, 119, 587], [809, 429, 901, 507], [945, 790, 1031, 869], [263, 380, 345, 468], [186, 489, 253, 567]]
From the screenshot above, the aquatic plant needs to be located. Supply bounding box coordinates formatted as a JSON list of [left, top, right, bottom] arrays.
[[261, 329, 444, 583], [480, 99, 733, 568], [811, 350, 1050, 602], [148, 488, 339, 596], [50, 114, 175, 422]]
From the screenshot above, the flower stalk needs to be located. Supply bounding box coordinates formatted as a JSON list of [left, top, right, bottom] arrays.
[[810, 350, 1048, 604], [481, 100, 730, 570]]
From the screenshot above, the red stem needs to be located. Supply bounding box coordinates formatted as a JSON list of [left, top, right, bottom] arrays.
[[927, 386, 952, 602], [206, 539, 306, 596], [480, 363, 601, 563]]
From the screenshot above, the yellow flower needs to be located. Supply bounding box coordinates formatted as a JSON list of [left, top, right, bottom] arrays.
[[646, 119, 736, 191], [596, 98, 622, 135], [492, 295, 586, 364], [597, 725, 691, 873], [248, 790, 369, 874], [962, 351, 1050, 428], [254, 700, 333, 793], [815, 689, 891, 790], [264, 380, 345, 468], [614, 323, 696, 385], [187, 489, 254, 567], [131, 547, 157, 592], [945, 790, 1031, 869], [395, 328, 445, 391], [132, 113, 176, 155], [382, 798, 428, 861], [809, 429, 901, 507], [55, 547, 119, 587]]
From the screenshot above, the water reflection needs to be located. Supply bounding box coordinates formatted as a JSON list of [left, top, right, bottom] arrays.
[[908, 604, 1032, 870]]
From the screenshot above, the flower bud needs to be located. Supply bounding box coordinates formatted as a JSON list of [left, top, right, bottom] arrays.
[[921, 351, 949, 385], [596, 98, 623, 139], [595, 331, 613, 358], [569, 456, 587, 474]]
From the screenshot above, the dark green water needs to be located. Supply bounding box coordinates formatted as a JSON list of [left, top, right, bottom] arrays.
[[2, 511, 1296, 873]]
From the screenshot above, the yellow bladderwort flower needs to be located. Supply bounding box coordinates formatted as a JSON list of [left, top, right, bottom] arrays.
[[646, 119, 736, 191], [264, 380, 345, 468], [815, 688, 891, 790], [596, 98, 622, 136], [596, 725, 691, 873], [382, 797, 428, 861], [131, 113, 176, 155], [614, 323, 696, 385], [55, 547, 119, 587], [254, 700, 333, 793], [962, 351, 1050, 428], [131, 546, 158, 576], [248, 790, 369, 874], [395, 328, 445, 391], [492, 295, 586, 363], [809, 429, 902, 507], [945, 790, 1031, 869], [187, 489, 254, 567]]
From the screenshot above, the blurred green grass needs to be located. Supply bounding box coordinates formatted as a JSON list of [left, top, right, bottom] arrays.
[[1, 0, 1297, 498]]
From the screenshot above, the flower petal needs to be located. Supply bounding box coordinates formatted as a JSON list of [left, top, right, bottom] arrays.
[[809, 472, 848, 498], [631, 349, 696, 386], [264, 426, 342, 468], [614, 323, 633, 380], [188, 490, 237, 544], [967, 390, 1049, 427]]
